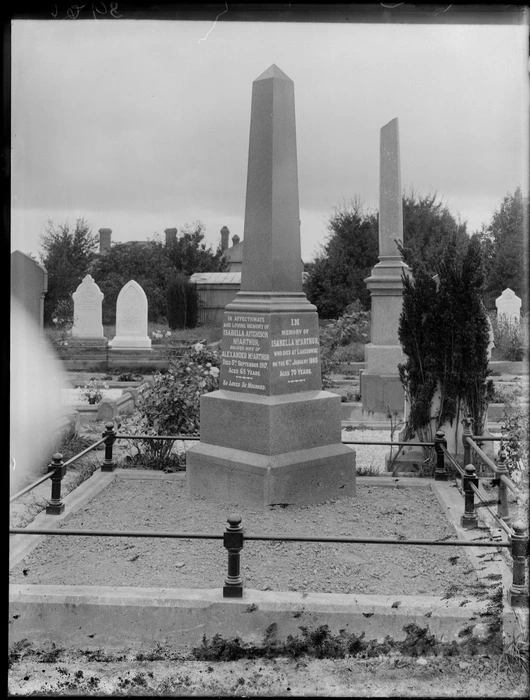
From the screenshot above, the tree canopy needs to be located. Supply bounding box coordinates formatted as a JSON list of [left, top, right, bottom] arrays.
[[165, 221, 228, 277], [89, 241, 175, 324], [89, 221, 228, 324], [304, 191, 470, 319], [304, 198, 378, 318], [398, 234, 493, 441], [476, 187, 527, 310], [39, 218, 99, 325]]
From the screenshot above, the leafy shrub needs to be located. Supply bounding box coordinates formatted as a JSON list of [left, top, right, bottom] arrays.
[[117, 372, 144, 382], [51, 298, 74, 329], [185, 282, 199, 329], [166, 276, 187, 330], [119, 342, 220, 469], [500, 405, 529, 485], [319, 302, 370, 388]]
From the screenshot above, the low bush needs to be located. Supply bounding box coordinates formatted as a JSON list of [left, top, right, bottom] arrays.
[[118, 341, 221, 470], [319, 302, 370, 387]]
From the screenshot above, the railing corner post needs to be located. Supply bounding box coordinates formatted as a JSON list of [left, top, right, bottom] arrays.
[[46, 453, 66, 515], [461, 464, 479, 529], [223, 513, 244, 598], [434, 430, 448, 480], [508, 521, 529, 608], [101, 421, 117, 472]]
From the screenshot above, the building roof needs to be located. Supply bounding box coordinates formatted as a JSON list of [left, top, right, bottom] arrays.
[[189, 272, 242, 285]]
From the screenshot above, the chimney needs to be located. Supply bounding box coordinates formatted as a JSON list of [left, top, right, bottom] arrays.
[[220, 226, 230, 251], [99, 228, 112, 253], [232, 234, 240, 246], [165, 228, 178, 247]]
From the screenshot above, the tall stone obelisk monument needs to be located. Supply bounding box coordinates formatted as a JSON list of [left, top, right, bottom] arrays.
[[187, 65, 355, 506], [361, 118, 409, 415]]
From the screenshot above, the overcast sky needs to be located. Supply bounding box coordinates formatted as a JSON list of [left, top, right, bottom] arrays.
[[10, 7, 530, 263]]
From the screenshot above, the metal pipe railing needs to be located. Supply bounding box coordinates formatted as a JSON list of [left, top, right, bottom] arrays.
[[465, 437, 501, 475], [469, 481, 513, 538], [9, 527, 510, 548], [440, 445, 466, 478]]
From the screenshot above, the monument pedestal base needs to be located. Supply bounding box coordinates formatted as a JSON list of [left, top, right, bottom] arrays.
[[69, 337, 108, 348], [187, 442, 355, 507], [109, 338, 152, 350], [186, 389, 356, 506], [361, 372, 404, 415]]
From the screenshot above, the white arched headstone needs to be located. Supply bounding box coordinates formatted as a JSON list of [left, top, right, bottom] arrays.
[[109, 280, 151, 349], [495, 288, 521, 326], [72, 274, 104, 338]]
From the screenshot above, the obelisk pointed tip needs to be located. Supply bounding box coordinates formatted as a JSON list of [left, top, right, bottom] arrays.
[[255, 64, 292, 82], [382, 117, 399, 133]]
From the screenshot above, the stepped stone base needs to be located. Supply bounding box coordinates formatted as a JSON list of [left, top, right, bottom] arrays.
[[186, 442, 355, 507], [186, 389, 356, 506]]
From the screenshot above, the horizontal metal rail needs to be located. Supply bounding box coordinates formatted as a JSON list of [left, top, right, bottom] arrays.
[[9, 471, 53, 503], [9, 437, 108, 505], [116, 434, 200, 441], [342, 441, 434, 447], [465, 437, 500, 475], [466, 437, 521, 498], [469, 482, 513, 538], [8, 527, 509, 548], [440, 445, 466, 478], [62, 437, 107, 468], [470, 435, 502, 442]]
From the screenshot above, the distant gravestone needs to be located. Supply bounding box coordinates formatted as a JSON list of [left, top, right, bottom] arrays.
[[109, 280, 152, 350], [10, 250, 48, 331], [495, 288, 521, 325], [72, 275, 105, 339]]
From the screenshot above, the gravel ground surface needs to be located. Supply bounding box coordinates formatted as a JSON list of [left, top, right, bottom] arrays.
[[10, 474, 486, 597]]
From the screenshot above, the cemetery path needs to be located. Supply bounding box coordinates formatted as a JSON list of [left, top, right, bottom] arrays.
[[8, 648, 528, 696]]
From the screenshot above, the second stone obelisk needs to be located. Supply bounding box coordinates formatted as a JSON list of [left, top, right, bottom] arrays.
[[186, 65, 355, 506]]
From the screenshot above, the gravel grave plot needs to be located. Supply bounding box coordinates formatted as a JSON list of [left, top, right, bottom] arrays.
[[10, 478, 487, 598]]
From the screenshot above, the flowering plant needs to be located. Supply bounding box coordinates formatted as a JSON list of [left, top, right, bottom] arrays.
[[119, 342, 221, 470], [151, 329, 172, 343], [78, 378, 109, 405]]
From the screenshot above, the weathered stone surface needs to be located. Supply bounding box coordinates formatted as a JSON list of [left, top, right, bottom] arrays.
[[109, 280, 151, 350], [72, 275, 105, 339], [197, 390, 342, 455]]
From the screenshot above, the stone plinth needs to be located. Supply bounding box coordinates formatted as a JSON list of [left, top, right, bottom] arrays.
[[188, 388, 355, 506], [187, 65, 355, 506]]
